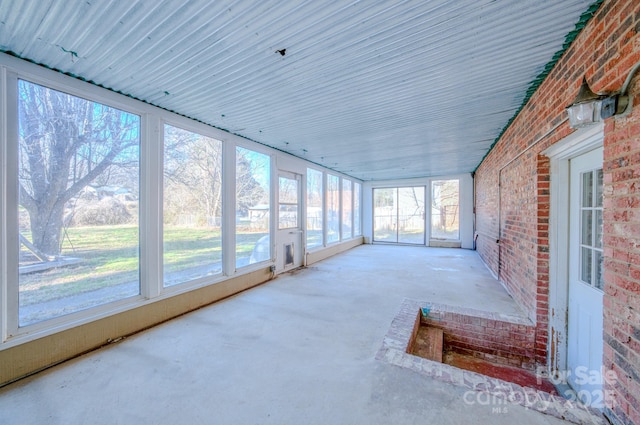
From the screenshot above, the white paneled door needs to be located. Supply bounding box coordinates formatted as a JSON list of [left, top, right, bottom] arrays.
[[567, 147, 604, 407]]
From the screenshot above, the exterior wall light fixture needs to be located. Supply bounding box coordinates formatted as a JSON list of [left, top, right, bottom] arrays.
[[566, 62, 640, 129], [566, 77, 605, 128], [566, 77, 627, 128]]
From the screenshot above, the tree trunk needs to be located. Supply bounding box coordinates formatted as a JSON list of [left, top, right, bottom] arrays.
[[28, 200, 65, 257]]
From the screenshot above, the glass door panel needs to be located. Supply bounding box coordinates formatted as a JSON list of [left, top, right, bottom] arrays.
[[398, 187, 425, 244], [579, 168, 604, 290], [278, 176, 299, 229], [374, 186, 425, 244]]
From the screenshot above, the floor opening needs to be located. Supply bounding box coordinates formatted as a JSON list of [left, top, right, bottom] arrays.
[[408, 304, 558, 394], [376, 289, 605, 423], [410, 323, 556, 393]]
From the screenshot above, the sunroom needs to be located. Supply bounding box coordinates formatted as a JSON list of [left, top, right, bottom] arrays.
[[1, 1, 639, 425]]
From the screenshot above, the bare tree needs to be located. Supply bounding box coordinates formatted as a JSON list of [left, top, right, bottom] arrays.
[[163, 125, 223, 226], [18, 80, 139, 257]]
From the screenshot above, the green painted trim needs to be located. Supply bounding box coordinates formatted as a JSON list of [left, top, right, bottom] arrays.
[[474, 0, 605, 172]]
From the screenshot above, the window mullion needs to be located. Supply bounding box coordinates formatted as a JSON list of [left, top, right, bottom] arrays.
[[222, 140, 235, 276], [140, 114, 162, 299], [0, 66, 6, 341], [395, 189, 400, 243], [3, 69, 18, 338], [323, 172, 327, 247]]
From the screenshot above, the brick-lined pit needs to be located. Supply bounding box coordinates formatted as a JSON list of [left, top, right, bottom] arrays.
[[418, 302, 536, 370], [377, 299, 605, 424]]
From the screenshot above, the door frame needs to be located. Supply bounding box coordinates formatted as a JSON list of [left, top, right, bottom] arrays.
[[543, 122, 604, 378], [275, 170, 305, 273]]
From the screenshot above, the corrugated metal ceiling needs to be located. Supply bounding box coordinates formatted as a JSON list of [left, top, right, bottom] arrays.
[[0, 0, 596, 180]]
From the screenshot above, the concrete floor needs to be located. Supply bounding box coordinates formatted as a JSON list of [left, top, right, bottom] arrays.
[[0, 245, 574, 425]]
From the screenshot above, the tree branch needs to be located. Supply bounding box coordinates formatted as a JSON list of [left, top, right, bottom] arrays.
[[61, 141, 137, 203]]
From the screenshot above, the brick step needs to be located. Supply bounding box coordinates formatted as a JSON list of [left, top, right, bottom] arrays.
[[412, 326, 443, 363]]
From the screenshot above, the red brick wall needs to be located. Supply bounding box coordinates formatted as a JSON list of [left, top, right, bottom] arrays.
[[475, 1, 640, 424], [420, 303, 537, 370], [603, 76, 640, 425]]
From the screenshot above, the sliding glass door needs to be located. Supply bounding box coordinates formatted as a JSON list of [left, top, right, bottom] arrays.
[[373, 187, 425, 244]]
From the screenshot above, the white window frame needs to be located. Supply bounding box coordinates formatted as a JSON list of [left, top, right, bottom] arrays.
[[0, 53, 364, 350], [234, 143, 275, 271], [4, 66, 150, 339], [160, 119, 227, 290]]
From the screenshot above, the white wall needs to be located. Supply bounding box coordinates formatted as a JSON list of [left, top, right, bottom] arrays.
[[363, 173, 474, 249]]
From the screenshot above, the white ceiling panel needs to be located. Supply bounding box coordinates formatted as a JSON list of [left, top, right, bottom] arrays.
[[0, 0, 596, 180]]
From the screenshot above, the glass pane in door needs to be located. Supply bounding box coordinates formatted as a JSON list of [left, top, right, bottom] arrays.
[[278, 176, 298, 229], [578, 169, 604, 290], [582, 171, 593, 207], [581, 210, 593, 245]]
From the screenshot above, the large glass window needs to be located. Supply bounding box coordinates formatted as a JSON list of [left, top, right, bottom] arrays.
[[18, 80, 140, 326], [373, 187, 425, 244], [353, 182, 361, 236], [374, 188, 398, 242], [326, 174, 340, 243], [342, 179, 353, 239], [306, 168, 323, 248], [236, 147, 270, 267], [431, 179, 460, 240], [163, 124, 222, 287]]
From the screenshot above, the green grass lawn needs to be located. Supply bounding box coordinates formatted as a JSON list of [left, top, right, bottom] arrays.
[[19, 225, 267, 306]]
